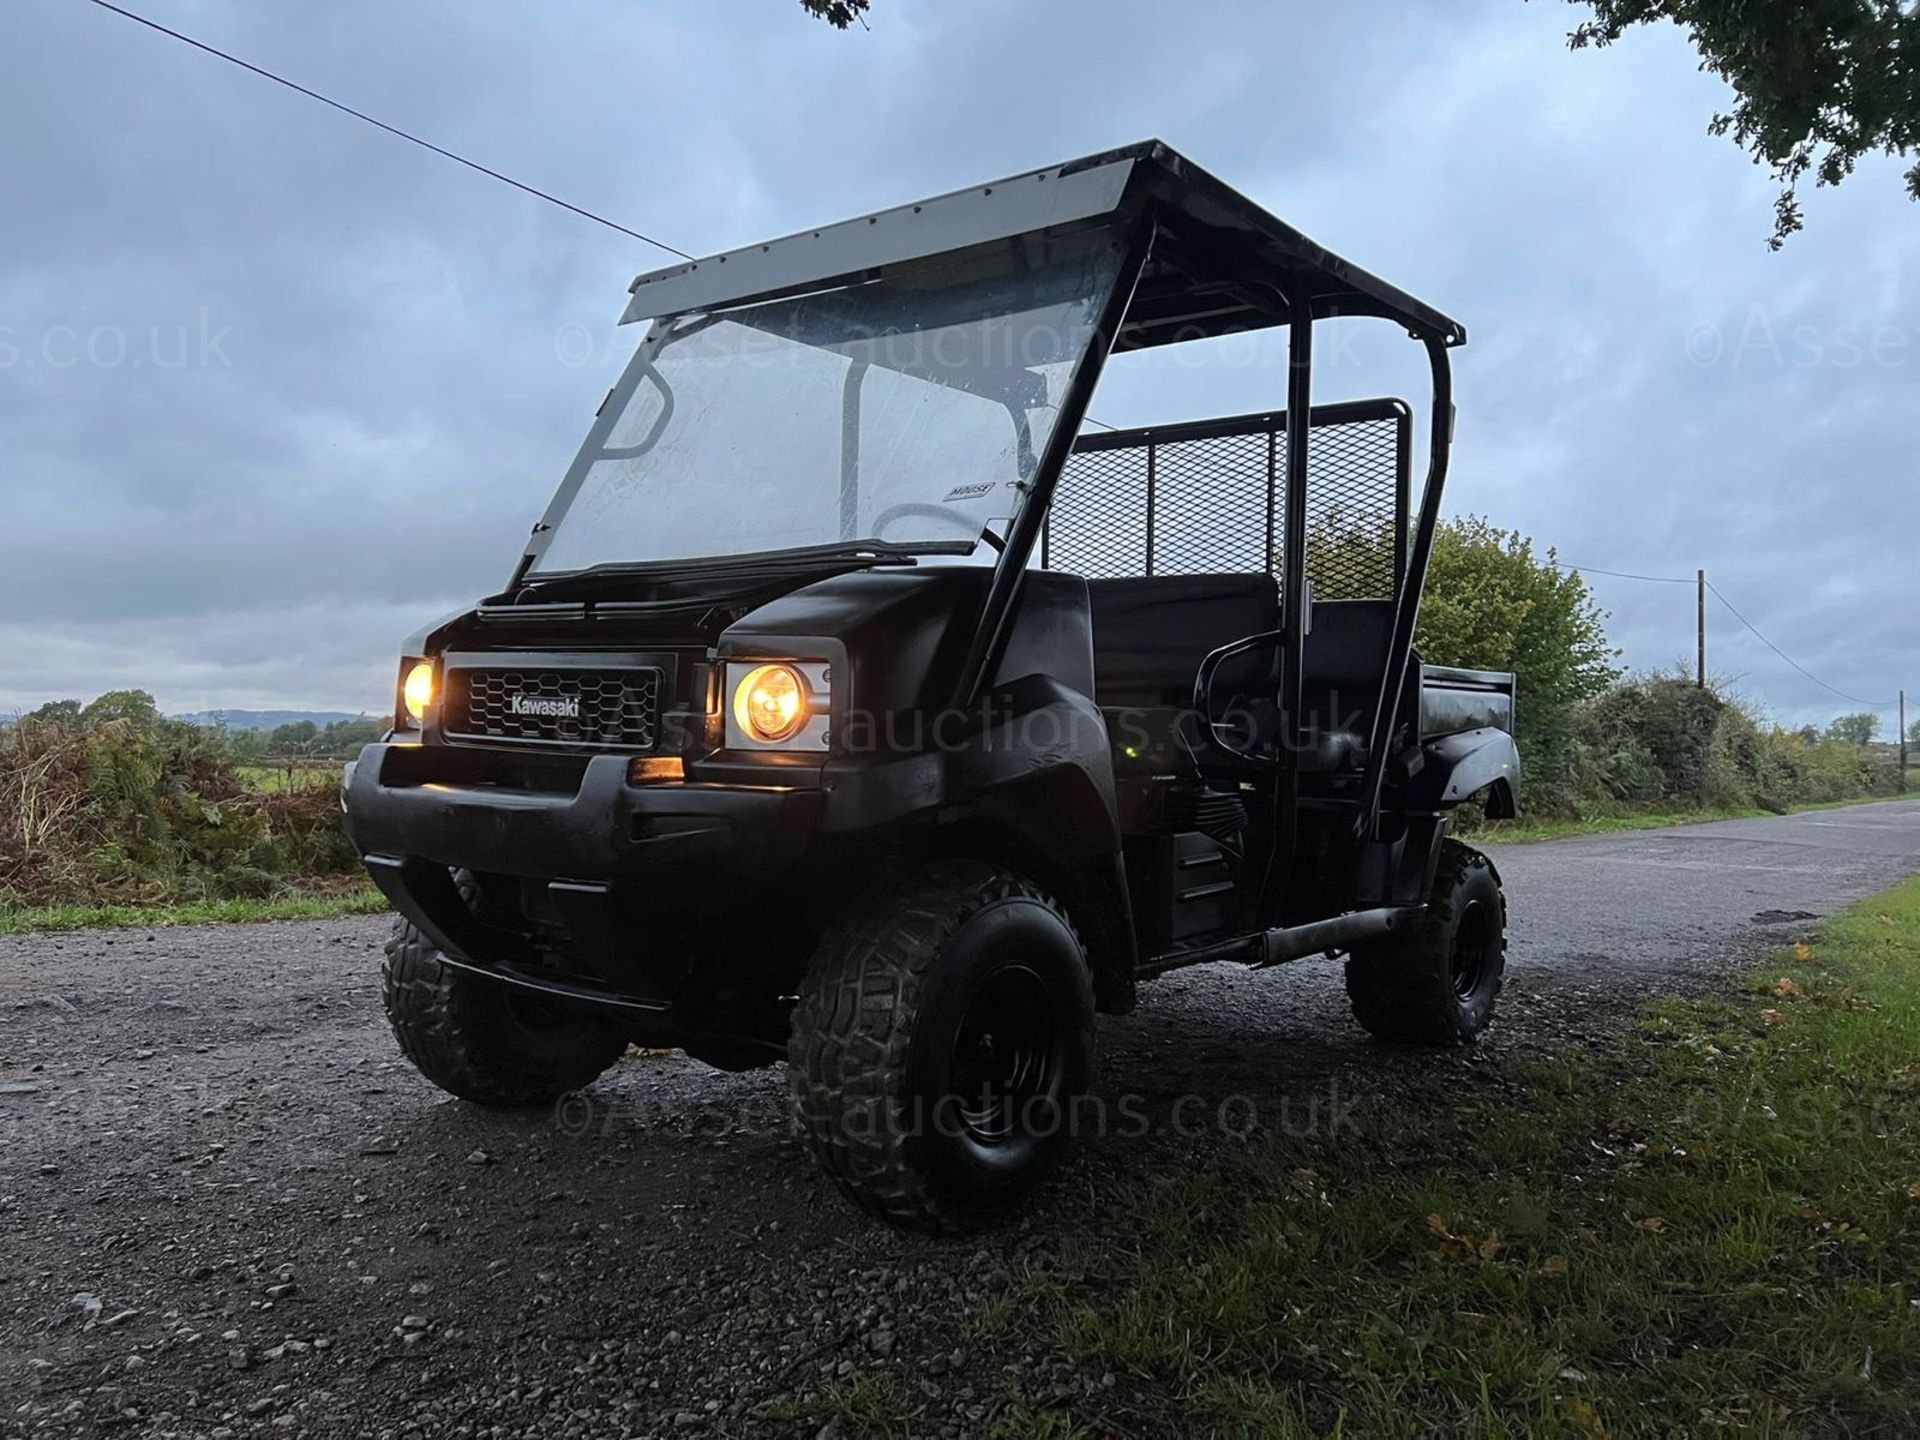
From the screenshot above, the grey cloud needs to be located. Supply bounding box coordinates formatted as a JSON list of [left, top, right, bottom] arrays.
[[2, 0, 1913, 727]]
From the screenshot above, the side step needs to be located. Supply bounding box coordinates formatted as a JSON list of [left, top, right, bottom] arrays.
[[1141, 906, 1418, 976]]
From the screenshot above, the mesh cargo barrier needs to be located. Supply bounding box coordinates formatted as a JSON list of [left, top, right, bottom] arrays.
[[1044, 400, 1410, 598]]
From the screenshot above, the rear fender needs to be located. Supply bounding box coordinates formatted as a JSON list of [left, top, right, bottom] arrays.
[[1407, 726, 1520, 817]]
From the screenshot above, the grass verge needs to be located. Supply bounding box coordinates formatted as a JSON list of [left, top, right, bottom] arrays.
[[998, 875, 1920, 1437], [0, 885, 387, 936], [1482, 788, 1912, 845]]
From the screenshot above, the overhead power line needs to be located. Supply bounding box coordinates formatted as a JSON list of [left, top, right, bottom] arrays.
[[1553, 558, 1895, 710], [1553, 560, 1693, 586], [82, 1, 1145, 432], [1704, 581, 1894, 710], [82, 0, 693, 259]]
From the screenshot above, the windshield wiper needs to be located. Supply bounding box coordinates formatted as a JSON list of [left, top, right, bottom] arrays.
[[691, 539, 975, 574]]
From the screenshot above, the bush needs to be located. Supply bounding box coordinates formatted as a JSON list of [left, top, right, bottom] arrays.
[[1414, 519, 1620, 814], [0, 692, 360, 909], [1538, 673, 1896, 821]]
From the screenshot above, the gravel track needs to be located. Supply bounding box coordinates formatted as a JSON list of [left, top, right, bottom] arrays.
[[5, 800, 1919, 1438]]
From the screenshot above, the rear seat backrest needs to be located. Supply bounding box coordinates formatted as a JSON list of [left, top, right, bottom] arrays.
[[1301, 599, 1394, 737], [1084, 573, 1280, 708]]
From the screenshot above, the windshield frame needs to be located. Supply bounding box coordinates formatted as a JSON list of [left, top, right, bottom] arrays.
[[516, 224, 1129, 582]]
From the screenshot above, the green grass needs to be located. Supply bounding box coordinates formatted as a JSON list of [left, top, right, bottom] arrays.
[[998, 875, 1920, 1437], [779, 1373, 1087, 1439], [818, 1373, 919, 1437], [1483, 787, 1912, 845], [0, 886, 386, 935]]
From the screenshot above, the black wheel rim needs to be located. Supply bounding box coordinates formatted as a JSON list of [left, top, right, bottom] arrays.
[[1451, 900, 1493, 1000], [948, 964, 1061, 1146]]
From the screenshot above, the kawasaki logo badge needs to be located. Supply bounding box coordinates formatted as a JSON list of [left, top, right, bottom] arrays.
[[509, 693, 580, 720]]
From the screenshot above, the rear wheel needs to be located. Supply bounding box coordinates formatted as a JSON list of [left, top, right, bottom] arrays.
[[383, 909, 627, 1108], [1345, 839, 1506, 1045], [787, 860, 1094, 1234]]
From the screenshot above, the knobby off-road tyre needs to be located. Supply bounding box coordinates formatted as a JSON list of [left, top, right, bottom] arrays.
[[1345, 839, 1507, 1046], [788, 860, 1095, 1234], [382, 893, 626, 1108]]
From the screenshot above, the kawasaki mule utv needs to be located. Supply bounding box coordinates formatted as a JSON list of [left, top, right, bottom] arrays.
[[343, 142, 1519, 1233]]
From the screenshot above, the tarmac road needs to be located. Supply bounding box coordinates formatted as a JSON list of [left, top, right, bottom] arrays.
[[4, 798, 1919, 1438]]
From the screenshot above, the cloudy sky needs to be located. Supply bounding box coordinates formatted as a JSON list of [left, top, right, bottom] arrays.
[[4, 0, 1914, 731]]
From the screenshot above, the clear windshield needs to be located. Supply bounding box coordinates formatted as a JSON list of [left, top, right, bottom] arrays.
[[531, 228, 1124, 573]]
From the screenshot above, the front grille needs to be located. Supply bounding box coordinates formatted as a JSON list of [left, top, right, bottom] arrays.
[[447, 666, 662, 750]]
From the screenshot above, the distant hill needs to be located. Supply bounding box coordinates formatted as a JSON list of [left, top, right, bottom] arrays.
[[175, 709, 365, 733]]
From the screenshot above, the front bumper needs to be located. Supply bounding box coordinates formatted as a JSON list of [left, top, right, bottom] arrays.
[[342, 742, 822, 971]]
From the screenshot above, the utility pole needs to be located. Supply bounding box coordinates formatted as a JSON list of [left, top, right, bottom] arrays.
[[1697, 568, 1707, 689], [1902, 689, 1909, 792]]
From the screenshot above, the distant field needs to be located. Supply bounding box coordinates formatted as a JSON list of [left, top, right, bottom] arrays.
[[237, 761, 340, 793]]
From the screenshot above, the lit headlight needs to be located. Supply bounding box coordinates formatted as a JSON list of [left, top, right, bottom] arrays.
[[401, 659, 436, 724], [724, 660, 830, 751], [733, 663, 809, 742]]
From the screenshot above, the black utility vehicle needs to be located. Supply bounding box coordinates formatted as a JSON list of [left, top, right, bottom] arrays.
[[344, 143, 1520, 1232]]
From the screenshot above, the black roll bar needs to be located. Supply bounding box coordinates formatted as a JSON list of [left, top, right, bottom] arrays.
[[1352, 333, 1456, 840], [950, 220, 1157, 711], [1253, 281, 1315, 921]]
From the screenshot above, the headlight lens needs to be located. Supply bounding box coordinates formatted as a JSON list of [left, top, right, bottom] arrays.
[[732, 663, 809, 743], [401, 660, 436, 724]]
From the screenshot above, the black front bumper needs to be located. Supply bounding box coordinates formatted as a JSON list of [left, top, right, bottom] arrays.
[[342, 742, 823, 971]]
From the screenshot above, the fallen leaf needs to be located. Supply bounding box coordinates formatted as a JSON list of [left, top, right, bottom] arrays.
[[1426, 1213, 1452, 1240], [1478, 1230, 1507, 1261], [1906, 1181, 1920, 1205], [1565, 1395, 1610, 1438], [1772, 978, 1803, 998], [1760, 1008, 1787, 1027], [1639, 1217, 1667, 1232], [1538, 1254, 1570, 1278], [1794, 941, 1815, 963]]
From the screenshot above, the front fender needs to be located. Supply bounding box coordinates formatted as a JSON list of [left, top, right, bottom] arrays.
[[818, 673, 1118, 843], [814, 675, 1136, 1011]]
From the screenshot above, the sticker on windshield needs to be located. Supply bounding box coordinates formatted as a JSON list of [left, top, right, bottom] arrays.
[[942, 482, 995, 503]]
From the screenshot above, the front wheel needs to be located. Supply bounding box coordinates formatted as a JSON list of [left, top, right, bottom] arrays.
[[787, 860, 1094, 1234], [1345, 839, 1507, 1045], [383, 914, 627, 1107]]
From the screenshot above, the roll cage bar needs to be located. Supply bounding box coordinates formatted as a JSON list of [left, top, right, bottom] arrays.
[[564, 141, 1466, 882]]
